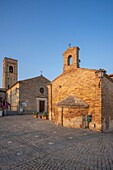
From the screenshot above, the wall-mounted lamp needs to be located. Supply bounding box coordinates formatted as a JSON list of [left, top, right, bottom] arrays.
[[96, 68, 106, 78]]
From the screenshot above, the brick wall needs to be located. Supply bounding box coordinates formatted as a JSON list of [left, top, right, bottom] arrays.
[[54, 106, 88, 128], [48, 68, 102, 131], [63, 47, 80, 72]]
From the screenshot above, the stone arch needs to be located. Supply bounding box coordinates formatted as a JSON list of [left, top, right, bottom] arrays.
[[68, 55, 72, 65], [9, 66, 13, 73]]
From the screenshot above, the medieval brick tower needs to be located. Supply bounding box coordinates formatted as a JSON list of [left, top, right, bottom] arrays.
[[63, 46, 80, 72], [2, 57, 18, 89]]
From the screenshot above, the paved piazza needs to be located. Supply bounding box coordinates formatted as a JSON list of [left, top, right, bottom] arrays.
[[0, 115, 113, 170]]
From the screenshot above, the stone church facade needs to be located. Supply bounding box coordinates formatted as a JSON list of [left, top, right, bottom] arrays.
[[6, 76, 50, 113], [47, 46, 113, 132], [1, 57, 50, 114]]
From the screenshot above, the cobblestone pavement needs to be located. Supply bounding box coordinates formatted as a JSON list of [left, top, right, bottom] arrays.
[[0, 115, 113, 170]]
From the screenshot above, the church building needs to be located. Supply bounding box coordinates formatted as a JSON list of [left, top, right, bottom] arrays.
[[1, 57, 50, 114], [47, 46, 113, 132]]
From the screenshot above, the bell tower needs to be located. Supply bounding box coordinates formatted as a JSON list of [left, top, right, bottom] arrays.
[[2, 57, 18, 89], [63, 46, 80, 72]]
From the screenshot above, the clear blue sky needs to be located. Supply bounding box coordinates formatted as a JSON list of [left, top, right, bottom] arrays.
[[0, 0, 113, 87]]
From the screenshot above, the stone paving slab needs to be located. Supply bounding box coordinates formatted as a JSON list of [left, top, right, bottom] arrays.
[[0, 115, 113, 170]]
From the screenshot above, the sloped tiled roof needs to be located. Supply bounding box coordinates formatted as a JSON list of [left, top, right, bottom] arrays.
[[6, 75, 50, 90], [55, 95, 89, 108]]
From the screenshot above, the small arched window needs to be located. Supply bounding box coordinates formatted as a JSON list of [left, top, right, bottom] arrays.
[[68, 55, 72, 65], [9, 66, 13, 73]]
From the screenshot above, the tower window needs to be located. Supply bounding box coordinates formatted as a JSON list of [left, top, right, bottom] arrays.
[[68, 55, 72, 65], [9, 66, 13, 73], [8, 85, 10, 89]]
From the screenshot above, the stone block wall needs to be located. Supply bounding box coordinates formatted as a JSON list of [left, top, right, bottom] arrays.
[[19, 76, 50, 112], [102, 75, 113, 131], [0, 88, 6, 99], [6, 76, 50, 113], [7, 82, 19, 111], [2, 57, 18, 89]]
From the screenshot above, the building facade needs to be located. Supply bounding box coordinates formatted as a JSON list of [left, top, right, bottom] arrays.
[[48, 46, 113, 132], [6, 75, 50, 114]]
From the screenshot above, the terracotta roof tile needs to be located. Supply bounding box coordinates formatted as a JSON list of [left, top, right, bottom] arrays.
[[55, 95, 89, 108]]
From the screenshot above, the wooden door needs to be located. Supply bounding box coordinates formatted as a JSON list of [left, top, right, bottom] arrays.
[[39, 101, 45, 112]]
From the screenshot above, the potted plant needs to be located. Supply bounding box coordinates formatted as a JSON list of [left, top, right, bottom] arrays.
[[42, 112, 48, 120], [33, 111, 38, 118]]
